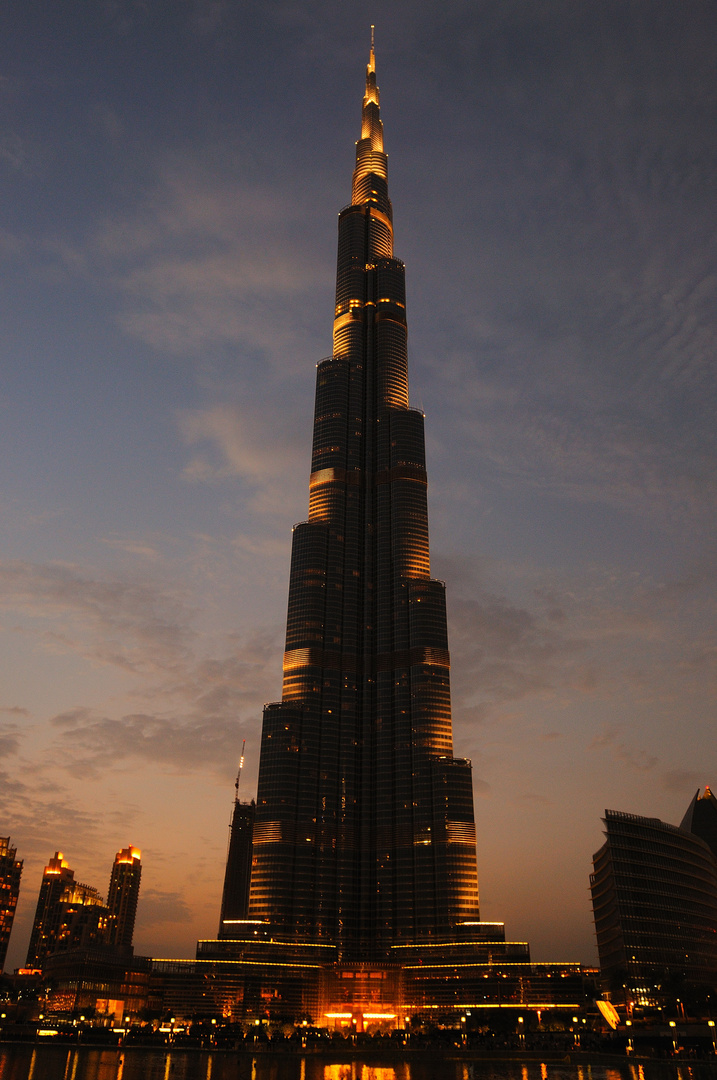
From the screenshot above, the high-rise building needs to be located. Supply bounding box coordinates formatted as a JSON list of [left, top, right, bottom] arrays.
[[247, 34, 482, 960], [25, 852, 76, 968], [681, 785, 717, 859], [106, 846, 142, 950], [54, 882, 108, 953], [191, 38, 571, 1029], [26, 852, 129, 968], [0, 836, 23, 972], [590, 808, 717, 1006], [218, 799, 255, 939]]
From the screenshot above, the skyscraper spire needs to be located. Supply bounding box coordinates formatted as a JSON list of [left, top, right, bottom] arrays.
[[247, 36, 482, 961], [353, 30, 386, 206]]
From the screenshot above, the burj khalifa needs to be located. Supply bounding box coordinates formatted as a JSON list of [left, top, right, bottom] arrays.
[[247, 34, 482, 961]]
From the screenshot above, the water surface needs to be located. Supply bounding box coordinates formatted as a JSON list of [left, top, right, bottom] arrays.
[[0, 1048, 715, 1080]]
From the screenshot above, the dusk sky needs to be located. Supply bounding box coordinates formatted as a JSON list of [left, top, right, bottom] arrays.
[[2, 0, 716, 971]]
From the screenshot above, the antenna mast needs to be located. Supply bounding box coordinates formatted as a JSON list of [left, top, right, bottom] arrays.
[[235, 740, 246, 802]]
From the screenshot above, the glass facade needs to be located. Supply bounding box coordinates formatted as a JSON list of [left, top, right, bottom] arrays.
[[248, 41, 482, 959], [590, 809, 717, 1003]]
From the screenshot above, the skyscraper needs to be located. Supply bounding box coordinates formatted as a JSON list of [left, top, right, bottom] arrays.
[[681, 785, 717, 859], [53, 882, 108, 953], [25, 853, 109, 965], [590, 808, 717, 1006], [248, 34, 481, 960], [26, 852, 76, 968], [26, 847, 142, 969], [218, 799, 255, 939], [0, 836, 23, 972], [188, 38, 564, 1029], [106, 846, 142, 950]]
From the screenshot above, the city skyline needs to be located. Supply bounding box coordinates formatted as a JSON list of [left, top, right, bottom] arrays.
[[1, 2, 716, 970]]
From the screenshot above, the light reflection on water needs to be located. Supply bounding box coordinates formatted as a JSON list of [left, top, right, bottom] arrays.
[[1, 1049, 717, 1080], [323, 1067, 410, 1080]]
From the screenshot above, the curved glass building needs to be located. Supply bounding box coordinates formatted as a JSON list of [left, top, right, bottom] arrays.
[[591, 808, 717, 1005]]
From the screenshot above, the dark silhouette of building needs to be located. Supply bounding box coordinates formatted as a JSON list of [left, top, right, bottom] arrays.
[[681, 785, 717, 859], [590, 807, 717, 1007], [0, 836, 23, 972], [106, 845, 141, 950], [218, 799, 255, 939], [247, 30, 482, 962]]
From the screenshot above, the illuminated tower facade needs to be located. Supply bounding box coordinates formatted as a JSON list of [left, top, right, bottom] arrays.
[[26, 852, 76, 967], [0, 837, 23, 972], [248, 38, 481, 959], [106, 846, 142, 950]]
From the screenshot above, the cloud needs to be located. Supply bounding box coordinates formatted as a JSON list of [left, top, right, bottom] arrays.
[[590, 726, 658, 774], [440, 547, 717, 751], [0, 559, 194, 676], [520, 792, 552, 807], [91, 160, 332, 363], [0, 770, 101, 858], [0, 724, 21, 756], [0, 131, 28, 173], [448, 589, 585, 717], [399, 7, 717, 540], [49, 710, 245, 778], [178, 402, 301, 485], [662, 770, 703, 794], [99, 535, 161, 559], [0, 769, 29, 806], [435, 361, 717, 531], [136, 888, 193, 927], [0, 558, 282, 776]]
